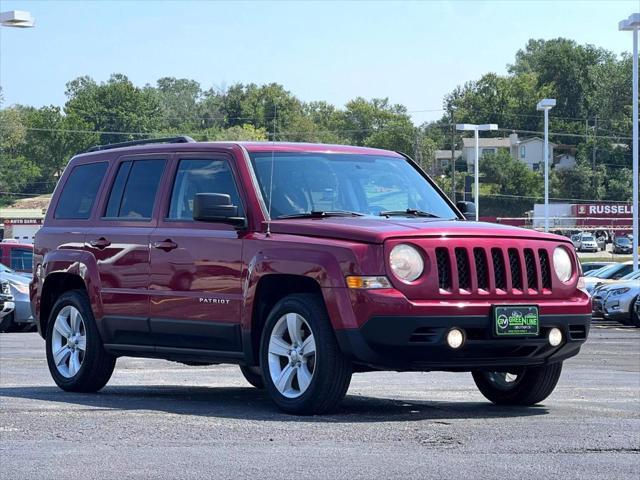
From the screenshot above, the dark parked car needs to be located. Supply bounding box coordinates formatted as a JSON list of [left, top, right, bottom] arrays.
[[31, 137, 591, 415], [612, 236, 633, 255]]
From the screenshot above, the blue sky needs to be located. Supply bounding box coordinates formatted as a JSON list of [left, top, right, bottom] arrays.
[[0, 0, 637, 124]]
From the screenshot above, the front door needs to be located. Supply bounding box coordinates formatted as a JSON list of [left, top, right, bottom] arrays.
[[149, 153, 245, 353], [86, 156, 167, 347]]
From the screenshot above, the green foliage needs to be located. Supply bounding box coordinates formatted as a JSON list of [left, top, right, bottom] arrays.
[[0, 36, 634, 212]]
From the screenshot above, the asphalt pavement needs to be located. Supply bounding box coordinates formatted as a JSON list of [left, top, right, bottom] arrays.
[[0, 322, 638, 480]]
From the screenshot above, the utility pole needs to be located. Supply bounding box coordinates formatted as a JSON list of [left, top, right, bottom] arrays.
[[592, 115, 598, 190], [450, 121, 456, 203]]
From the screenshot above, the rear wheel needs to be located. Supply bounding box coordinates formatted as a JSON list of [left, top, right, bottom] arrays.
[[239, 365, 265, 389], [260, 293, 352, 415], [472, 362, 563, 406], [46, 290, 116, 392]]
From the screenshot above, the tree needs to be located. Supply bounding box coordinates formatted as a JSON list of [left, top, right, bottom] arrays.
[[65, 74, 163, 144], [480, 150, 542, 197]]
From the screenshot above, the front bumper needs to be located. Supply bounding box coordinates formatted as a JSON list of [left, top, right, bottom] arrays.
[[603, 294, 635, 320], [0, 301, 15, 319], [336, 313, 590, 371]]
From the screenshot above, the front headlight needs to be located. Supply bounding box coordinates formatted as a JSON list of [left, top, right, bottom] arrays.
[[553, 247, 573, 283], [610, 287, 631, 296], [389, 244, 424, 282]]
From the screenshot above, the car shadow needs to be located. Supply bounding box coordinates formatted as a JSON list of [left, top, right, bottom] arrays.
[[0, 385, 549, 422]]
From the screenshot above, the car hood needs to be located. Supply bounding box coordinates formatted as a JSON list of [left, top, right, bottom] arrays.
[[0, 271, 31, 286], [596, 279, 640, 292], [267, 217, 569, 244]]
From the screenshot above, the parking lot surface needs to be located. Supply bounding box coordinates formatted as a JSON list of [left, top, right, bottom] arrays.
[[0, 323, 638, 480]]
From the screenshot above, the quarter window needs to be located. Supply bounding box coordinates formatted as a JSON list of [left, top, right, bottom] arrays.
[[168, 159, 243, 220], [104, 159, 165, 219], [54, 162, 108, 219]]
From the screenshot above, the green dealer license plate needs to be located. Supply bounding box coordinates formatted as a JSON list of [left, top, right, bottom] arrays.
[[494, 305, 539, 336]]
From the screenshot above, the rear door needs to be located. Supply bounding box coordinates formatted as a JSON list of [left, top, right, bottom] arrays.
[[149, 152, 245, 354], [85, 155, 167, 348]]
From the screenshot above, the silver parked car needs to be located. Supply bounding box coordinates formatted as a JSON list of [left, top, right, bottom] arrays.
[[0, 264, 34, 332], [592, 271, 640, 327], [0, 281, 15, 329], [584, 262, 634, 295]]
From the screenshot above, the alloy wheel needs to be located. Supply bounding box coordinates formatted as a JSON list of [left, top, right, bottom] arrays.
[[51, 305, 86, 378], [267, 312, 316, 398]]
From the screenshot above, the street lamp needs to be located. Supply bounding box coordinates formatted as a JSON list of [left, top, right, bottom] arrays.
[[456, 123, 498, 221], [0, 10, 35, 28], [619, 13, 639, 272], [537, 98, 556, 233]]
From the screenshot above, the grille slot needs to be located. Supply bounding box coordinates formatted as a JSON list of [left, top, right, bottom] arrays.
[[492, 248, 507, 290], [436, 248, 451, 290], [474, 248, 489, 290], [508, 248, 523, 290], [455, 248, 471, 290], [539, 249, 552, 289], [524, 249, 538, 290]]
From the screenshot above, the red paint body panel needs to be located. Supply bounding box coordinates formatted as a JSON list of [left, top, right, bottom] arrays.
[[0, 242, 34, 273], [32, 141, 591, 370]]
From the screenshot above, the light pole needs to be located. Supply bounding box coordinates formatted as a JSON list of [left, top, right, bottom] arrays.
[[537, 99, 556, 233], [619, 13, 639, 271], [0, 10, 35, 28], [456, 123, 498, 221]]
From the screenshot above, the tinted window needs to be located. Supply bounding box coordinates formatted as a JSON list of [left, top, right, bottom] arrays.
[[55, 162, 108, 219], [9, 248, 32, 271], [104, 159, 165, 219], [168, 159, 243, 220]]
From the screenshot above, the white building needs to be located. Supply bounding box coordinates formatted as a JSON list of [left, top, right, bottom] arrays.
[[460, 133, 557, 172], [511, 135, 555, 171], [461, 137, 511, 171]]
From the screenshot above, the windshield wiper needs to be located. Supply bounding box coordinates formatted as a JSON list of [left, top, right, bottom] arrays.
[[379, 209, 440, 218], [277, 210, 365, 219]]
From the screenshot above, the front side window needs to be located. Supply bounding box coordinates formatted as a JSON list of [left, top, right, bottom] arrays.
[[168, 159, 244, 220], [104, 159, 165, 219], [55, 162, 108, 219], [249, 153, 457, 219]]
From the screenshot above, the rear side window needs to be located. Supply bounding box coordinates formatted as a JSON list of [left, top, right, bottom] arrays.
[[10, 248, 33, 271], [168, 159, 244, 220], [104, 159, 165, 220], [54, 162, 108, 219]]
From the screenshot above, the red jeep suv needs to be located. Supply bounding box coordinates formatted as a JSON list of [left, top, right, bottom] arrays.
[[31, 137, 591, 414]]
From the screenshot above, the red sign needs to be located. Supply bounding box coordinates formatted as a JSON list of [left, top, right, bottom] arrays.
[[3, 218, 43, 225], [572, 204, 633, 217]]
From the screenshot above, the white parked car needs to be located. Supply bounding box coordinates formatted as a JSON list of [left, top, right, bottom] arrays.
[[592, 271, 640, 327], [578, 233, 599, 253]]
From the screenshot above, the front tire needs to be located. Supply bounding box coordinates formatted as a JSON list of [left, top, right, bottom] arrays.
[[472, 362, 563, 406], [629, 297, 640, 328], [0, 312, 14, 332], [239, 365, 265, 389], [45, 289, 116, 392], [260, 293, 352, 415]]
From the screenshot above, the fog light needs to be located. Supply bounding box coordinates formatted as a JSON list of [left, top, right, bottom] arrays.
[[446, 328, 465, 349], [548, 327, 563, 347]]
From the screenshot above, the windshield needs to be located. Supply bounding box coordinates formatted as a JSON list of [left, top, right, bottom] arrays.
[[249, 152, 457, 220], [581, 235, 595, 241], [592, 263, 628, 279], [621, 270, 640, 281], [616, 237, 631, 245]]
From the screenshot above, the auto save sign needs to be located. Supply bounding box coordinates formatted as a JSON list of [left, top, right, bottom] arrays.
[[572, 204, 633, 217]]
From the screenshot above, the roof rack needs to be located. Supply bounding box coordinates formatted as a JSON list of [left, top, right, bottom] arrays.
[[85, 136, 196, 153]]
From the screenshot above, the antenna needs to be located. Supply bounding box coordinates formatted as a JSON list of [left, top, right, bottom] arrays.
[[266, 104, 277, 237]]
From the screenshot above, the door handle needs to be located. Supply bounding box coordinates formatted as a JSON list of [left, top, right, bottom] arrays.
[[152, 239, 178, 252], [89, 237, 111, 249]]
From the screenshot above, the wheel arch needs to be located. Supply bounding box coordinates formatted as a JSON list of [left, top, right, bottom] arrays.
[[36, 250, 102, 338]]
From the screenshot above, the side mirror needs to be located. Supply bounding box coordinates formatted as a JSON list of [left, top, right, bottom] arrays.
[[456, 201, 476, 220], [193, 193, 246, 227]]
